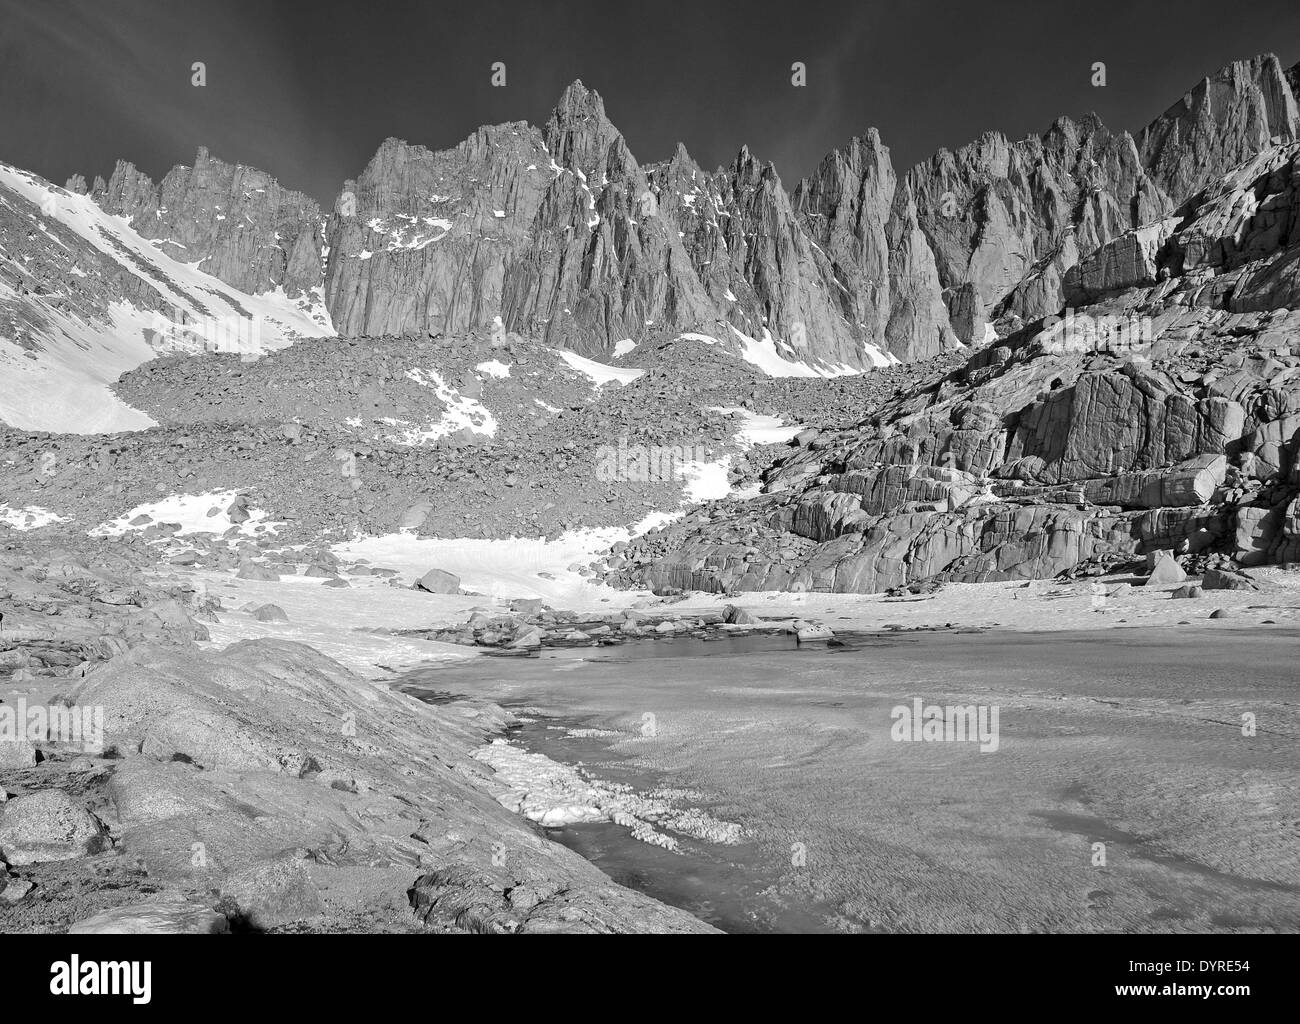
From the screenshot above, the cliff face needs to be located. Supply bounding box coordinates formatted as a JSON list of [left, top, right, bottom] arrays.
[[597, 140, 1300, 594], [1139, 54, 1300, 205], [319, 85, 899, 369], [80, 147, 325, 299], [71, 54, 1300, 370]]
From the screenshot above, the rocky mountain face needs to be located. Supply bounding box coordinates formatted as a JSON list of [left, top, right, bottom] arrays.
[[1140, 54, 1300, 206], [65, 54, 1300, 370], [597, 139, 1300, 593], [74, 147, 325, 300], [0, 160, 331, 433]]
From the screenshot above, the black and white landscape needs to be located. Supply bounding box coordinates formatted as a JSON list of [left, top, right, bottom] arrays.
[[1, 0, 1299, 946]]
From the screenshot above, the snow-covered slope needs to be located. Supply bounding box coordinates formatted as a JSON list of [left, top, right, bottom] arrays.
[[0, 161, 334, 434]]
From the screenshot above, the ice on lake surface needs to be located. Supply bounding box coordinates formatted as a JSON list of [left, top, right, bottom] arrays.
[[402, 626, 1300, 933]]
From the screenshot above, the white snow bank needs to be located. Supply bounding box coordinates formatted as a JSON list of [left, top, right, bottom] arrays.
[[333, 530, 648, 607], [710, 406, 804, 446], [0, 289, 160, 433], [193, 570, 480, 677], [677, 458, 733, 502], [557, 350, 645, 386], [0, 505, 70, 530], [91, 491, 277, 537]]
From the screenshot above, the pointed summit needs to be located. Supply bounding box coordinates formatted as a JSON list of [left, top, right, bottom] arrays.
[[544, 79, 624, 176], [551, 79, 605, 119]]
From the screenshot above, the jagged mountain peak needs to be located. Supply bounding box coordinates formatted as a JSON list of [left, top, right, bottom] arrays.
[[552, 78, 603, 113], [9, 47, 1299, 386], [544, 79, 626, 178], [1139, 51, 1300, 203]]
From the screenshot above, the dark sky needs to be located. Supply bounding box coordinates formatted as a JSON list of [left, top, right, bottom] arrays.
[[2, 0, 1298, 205]]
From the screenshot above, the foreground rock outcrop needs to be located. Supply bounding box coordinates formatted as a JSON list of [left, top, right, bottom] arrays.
[[0, 640, 714, 933]]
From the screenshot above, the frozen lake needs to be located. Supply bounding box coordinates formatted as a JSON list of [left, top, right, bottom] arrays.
[[400, 626, 1300, 933]]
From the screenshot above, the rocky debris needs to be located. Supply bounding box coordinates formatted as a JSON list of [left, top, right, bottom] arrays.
[[1172, 584, 1204, 599], [0, 790, 108, 866], [1209, 608, 1231, 619], [2, 877, 35, 902], [0, 536, 211, 681], [407, 861, 707, 935], [399, 602, 817, 653], [67, 894, 230, 934]]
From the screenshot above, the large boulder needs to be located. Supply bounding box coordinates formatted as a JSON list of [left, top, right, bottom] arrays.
[[416, 568, 461, 594], [0, 790, 107, 865], [1084, 454, 1229, 509], [251, 603, 289, 623], [220, 860, 323, 930], [68, 896, 230, 935], [1145, 550, 1188, 586], [236, 560, 279, 582], [140, 707, 286, 772], [0, 740, 38, 769], [399, 503, 432, 531], [1235, 505, 1283, 567], [1202, 567, 1261, 591]]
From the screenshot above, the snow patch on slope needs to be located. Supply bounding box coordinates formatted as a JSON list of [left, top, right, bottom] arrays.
[[0, 505, 71, 530], [557, 350, 645, 386], [394, 368, 498, 442], [0, 287, 160, 433], [680, 327, 889, 376], [91, 490, 278, 537]]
